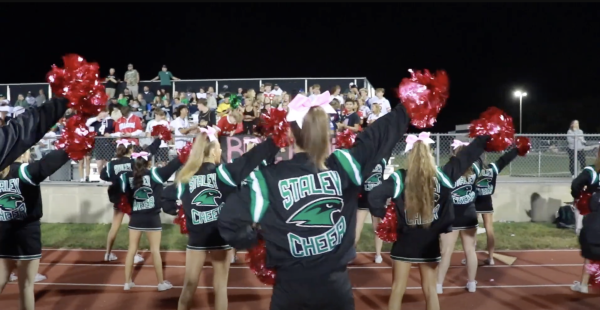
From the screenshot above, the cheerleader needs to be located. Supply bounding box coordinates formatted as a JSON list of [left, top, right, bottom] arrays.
[[164, 130, 279, 310], [436, 138, 489, 293], [219, 91, 408, 310], [570, 156, 600, 294], [0, 149, 72, 310], [355, 159, 386, 263], [99, 137, 161, 262], [119, 145, 184, 291]]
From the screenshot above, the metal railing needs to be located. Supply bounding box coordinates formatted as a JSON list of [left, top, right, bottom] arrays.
[[33, 133, 596, 183], [0, 77, 376, 102]]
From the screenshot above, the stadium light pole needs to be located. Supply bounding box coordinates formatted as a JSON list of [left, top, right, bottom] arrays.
[[514, 90, 527, 134]]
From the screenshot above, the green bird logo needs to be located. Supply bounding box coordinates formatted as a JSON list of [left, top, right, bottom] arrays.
[[477, 178, 492, 188], [0, 193, 24, 211], [134, 187, 153, 200], [192, 189, 222, 207], [286, 197, 344, 228], [452, 186, 472, 198]]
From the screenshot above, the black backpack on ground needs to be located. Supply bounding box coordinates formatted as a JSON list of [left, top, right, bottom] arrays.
[[554, 204, 576, 229]]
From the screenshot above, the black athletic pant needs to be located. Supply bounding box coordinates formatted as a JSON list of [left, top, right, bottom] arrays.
[[270, 269, 354, 310]]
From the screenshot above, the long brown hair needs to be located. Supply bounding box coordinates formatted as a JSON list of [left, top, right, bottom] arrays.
[[116, 144, 134, 158], [405, 141, 437, 228], [132, 157, 148, 189], [290, 106, 330, 170], [452, 145, 473, 177], [175, 133, 218, 184]]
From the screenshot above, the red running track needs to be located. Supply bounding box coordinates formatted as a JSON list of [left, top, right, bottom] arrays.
[[1, 249, 599, 309]]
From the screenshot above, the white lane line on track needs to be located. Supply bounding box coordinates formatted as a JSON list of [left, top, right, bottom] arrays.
[[8, 282, 573, 290], [38, 262, 583, 269], [40, 249, 580, 253]]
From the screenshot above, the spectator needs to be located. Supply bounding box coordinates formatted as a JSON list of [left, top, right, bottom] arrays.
[[219, 85, 230, 99], [330, 85, 345, 105], [237, 87, 244, 97], [145, 109, 170, 166], [14, 94, 28, 108], [36, 89, 47, 107], [180, 92, 190, 105], [104, 68, 118, 99], [308, 84, 321, 101], [25, 91, 36, 106], [272, 95, 282, 107], [86, 110, 117, 175], [151, 65, 180, 90], [282, 92, 291, 105], [263, 83, 275, 104], [123, 88, 134, 101], [241, 98, 256, 134], [349, 83, 359, 97], [337, 99, 361, 133], [206, 86, 217, 110], [567, 119, 587, 177], [141, 86, 154, 104], [367, 103, 383, 124], [117, 94, 129, 107], [329, 99, 342, 131], [124, 64, 140, 97], [216, 93, 231, 117], [216, 110, 243, 137], [0, 105, 10, 123], [130, 99, 144, 119], [170, 105, 197, 150], [358, 88, 370, 106], [357, 98, 371, 125], [196, 87, 207, 99], [108, 98, 122, 120], [192, 98, 216, 129], [154, 89, 164, 102], [188, 93, 199, 115], [114, 105, 144, 145], [136, 94, 147, 107], [259, 84, 265, 93], [369, 88, 391, 115], [161, 99, 174, 121]]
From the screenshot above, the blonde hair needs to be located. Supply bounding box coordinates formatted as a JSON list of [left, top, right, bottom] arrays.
[[375, 88, 385, 94], [175, 133, 218, 184], [405, 142, 437, 228], [230, 111, 243, 123], [290, 107, 330, 170], [452, 145, 473, 177]]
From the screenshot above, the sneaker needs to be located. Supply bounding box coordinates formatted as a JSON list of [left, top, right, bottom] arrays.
[[124, 282, 135, 291], [134, 254, 144, 264], [9, 273, 17, 282], [104, 253, 118, 262], [571, 281, 589, 294], [466, 281, 477, 292], [157, 280, 173, 291], [484, 258, 495, 265], [436, 283, 443, 294], [461, 258, 467, 265], [34, 274, 47, 282], [374, 254, 383, 264], [231, 254, 237, 264]]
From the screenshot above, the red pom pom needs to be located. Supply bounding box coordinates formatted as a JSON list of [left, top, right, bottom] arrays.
[[174, 204, 188, 234], [398, 69, 449, 128], [261, 108, 291, 148], [515, 136, 531, 156], [468, 107, 515, 152], [576, 191, 592, 216], [46, 54, 106, 118], [177, 141, 194, 164], [245, 239, 276, 286], [55, 115, 96, 160], [118, 194, 131, 215], [335, 129, 356, 149], [586, 260, 600, 287], [375, 201, 398, 243], [151, 124, 172, 143]]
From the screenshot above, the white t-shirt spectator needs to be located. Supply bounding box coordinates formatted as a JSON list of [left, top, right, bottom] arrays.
[[369, 97, 391, 115], [170, 117, 192, 150], [269, 88, 283, 96], [333, 95, 345, 105], [145, 119, 170, 148], [367, 112, 383, 123]]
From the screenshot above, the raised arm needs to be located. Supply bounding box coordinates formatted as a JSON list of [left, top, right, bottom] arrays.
[[216, 138, 279, 188], [0, 97, 68, 170], [150, 157, 183, 184], [19, 150, 70, 186], [442, 135, 490, 183], [492, 148, 518, 174], [143, 138, 162, 156], [571, 167, 597, 198]]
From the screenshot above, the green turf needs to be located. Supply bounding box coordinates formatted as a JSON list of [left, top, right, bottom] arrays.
[[41, 222, 578, 252]]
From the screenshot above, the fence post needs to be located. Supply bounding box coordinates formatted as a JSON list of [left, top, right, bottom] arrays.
[[574, 133, 579, 176], [435, 134, 440, 165], [538, 149, 541, 177], [304, 79, 308, 93]]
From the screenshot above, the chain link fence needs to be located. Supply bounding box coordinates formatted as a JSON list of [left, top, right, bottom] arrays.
[[33, 133, 599, 182]]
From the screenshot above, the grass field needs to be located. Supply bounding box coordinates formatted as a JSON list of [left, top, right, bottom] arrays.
[[41, 222, 579, 252]]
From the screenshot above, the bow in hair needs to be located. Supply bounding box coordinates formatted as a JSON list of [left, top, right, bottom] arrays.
[[405, 132, 435, 153], [116, 139, 131, 147], [451, 139, 470, 149], [131, 151, 149, 161], [200, 127, 217, 142], [286, 91, 336, 128]]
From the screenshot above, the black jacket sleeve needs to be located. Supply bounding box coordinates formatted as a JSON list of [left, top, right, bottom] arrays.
[[368, 177, 395, 219], [143, 138, 162, 156], [209, 110, 217, 127], [21, 150, 71, 185], [219, 181, 260, 250], [571, 168, 594, 198], [0, 98, 68, 171], [151, 158, 183, 184], [493, 148, 518, 173], [329, 104, 409, 178], [161, 183, 179, 215], [100, 161, 111, 181], [216, 138, 279, 187], [442, 135, 490, 183]]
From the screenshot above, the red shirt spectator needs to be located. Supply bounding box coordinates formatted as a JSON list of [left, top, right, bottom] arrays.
[[216, 112, 243, 137], [114, 106, 143, 145]]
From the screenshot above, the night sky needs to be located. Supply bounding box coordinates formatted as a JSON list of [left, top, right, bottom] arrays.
[[2, 3, 598, 133]]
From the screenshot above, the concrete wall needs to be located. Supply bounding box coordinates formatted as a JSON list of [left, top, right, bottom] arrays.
[[38, 177, 572, 224]]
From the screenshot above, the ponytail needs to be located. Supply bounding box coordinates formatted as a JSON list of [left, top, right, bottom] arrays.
[[405, 141, 437, 228], [290, 106, 330, 170], [116, 145, 133, 159], [175, 133, 217, 184], [132, 157, 147, 189]]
